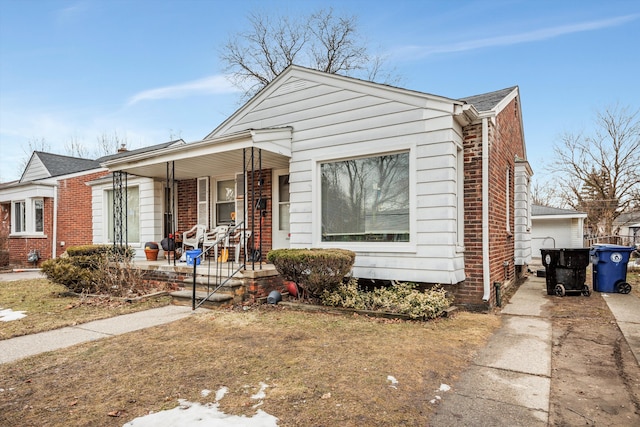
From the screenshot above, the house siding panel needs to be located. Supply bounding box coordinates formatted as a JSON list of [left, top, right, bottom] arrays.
[[217, 74, 466, 285]]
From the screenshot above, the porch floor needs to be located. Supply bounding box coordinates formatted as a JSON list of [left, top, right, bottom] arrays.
[[131, 259, 278, 279]]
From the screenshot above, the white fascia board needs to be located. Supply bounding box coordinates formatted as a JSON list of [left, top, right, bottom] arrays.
[[533, 214, 588, 220], [102, 128, 292, 172], [0, 183, 55, 202]]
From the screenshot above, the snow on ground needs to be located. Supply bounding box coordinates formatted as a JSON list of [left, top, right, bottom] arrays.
[[0, 307, 27, 322], [123, 385, 279, 427]]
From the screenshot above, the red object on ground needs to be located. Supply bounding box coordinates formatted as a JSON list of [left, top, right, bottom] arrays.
[[286, 281, 298, 297]]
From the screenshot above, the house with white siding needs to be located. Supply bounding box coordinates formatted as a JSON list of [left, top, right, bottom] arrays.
[[531, 205, 587, 258], [98, 65, 532, 309]]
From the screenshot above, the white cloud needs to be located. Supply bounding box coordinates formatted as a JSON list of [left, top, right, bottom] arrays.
[[127, 75, 240, 105], [394, 14, 639, 59]]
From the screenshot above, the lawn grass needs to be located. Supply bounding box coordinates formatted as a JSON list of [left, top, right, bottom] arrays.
[[0, 278, 171, 340], [0, 307, 500, 426]]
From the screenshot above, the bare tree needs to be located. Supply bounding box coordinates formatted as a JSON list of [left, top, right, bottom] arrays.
[[19, 137, 51, 172], [549, 104, 640, 236], [64, 134, 90, 158], [95, 131, 128, 158], [530, 179, 562, 207], [220, 8, 398, 100]]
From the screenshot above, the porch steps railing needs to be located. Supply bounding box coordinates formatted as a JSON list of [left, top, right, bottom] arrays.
[[169, 222, 248, 310]]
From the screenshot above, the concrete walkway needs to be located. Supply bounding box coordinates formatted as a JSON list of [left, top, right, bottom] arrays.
[[0, 305, 199, 364], [431, 276, 552, 426], [431, 274, 640, 426]]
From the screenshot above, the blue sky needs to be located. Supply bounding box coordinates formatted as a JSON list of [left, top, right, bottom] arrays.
[[1, 0, 638, 184]]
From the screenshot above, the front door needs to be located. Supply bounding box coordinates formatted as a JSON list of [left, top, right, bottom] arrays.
[[272, 170, 290, 249]]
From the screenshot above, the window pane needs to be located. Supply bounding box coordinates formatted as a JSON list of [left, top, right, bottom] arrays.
[[34, 199, 44, 232], [279, 203, 290, 231], [216, 179, 235, 225], [14, 201, 25, 232], [217, 202, 235, 224], [107, 187, 140, 243], [321, 152, 410, 242], [217, 180, 235, 201]]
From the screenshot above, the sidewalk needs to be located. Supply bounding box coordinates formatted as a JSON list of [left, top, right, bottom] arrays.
[[0, 305, 200, 364], [430, 274, 640, 426]]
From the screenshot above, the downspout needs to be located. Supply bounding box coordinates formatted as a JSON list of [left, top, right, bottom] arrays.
[[482, 118, 491, 301], [52, 184, 58, 259]]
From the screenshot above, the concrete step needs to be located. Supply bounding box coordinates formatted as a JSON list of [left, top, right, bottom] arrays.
[[170, 290, 235, 309], [182, 277, 243, 294]]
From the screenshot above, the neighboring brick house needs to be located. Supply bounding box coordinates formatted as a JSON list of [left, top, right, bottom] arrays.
[[0, 152, 107, 268], [99, 66, 533, 309]]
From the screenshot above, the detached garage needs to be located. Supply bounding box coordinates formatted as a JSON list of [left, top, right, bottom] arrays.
[[531, 205, 587, 258]]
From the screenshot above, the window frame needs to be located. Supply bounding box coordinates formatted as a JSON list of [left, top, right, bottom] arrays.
[[314, 145, 416, 252], [10, 198, 45, 236]]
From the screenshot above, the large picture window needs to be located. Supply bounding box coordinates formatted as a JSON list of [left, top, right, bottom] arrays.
[[106, 187, 140, 243], [321, 152, 410, 242]]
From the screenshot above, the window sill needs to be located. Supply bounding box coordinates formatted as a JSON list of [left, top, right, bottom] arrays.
[[10, 233, 47, 239]]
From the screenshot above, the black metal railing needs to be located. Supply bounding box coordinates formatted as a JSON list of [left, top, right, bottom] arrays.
[[191, 222, 248, 310]]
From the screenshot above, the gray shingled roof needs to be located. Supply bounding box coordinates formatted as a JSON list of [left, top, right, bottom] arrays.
[[35, 151, 101, 177], [97, 139, 184, 163], [459, 86, 517, 112], [532, 204, 586, 217]]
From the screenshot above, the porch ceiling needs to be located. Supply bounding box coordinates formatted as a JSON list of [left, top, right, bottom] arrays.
[[100, 128, 292, 180]]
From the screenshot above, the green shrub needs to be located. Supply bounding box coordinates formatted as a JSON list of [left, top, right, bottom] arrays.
[[267, 248, 356, 298], [321, 279, 452, 320], [41, 245, 142, 296], [66, 244, 133, 260]]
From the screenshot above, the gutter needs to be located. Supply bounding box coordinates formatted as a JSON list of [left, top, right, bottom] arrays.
[[482, 118, 491, 301], [52, 184, 58, 259]]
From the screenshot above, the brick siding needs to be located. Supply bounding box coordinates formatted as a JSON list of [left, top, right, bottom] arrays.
[[459, 97, 526, 309]]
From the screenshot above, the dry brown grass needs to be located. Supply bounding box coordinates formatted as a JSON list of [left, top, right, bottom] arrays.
[[0, 306, 500, 426], [0, 279, 171, 340]]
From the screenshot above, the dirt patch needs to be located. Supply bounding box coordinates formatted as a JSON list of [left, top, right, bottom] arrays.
[[0, 308, 500, 426], [548, 271, 640, 425]]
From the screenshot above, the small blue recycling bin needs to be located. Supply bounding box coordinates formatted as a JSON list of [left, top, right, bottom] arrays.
[[185, 249, 202, 266], [590, 244, 635, 294]]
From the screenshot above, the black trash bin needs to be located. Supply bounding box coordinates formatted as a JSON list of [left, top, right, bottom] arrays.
[[540, 248, 591, 297]]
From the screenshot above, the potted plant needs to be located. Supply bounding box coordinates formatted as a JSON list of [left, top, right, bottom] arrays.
[[144, 242, 159, 261]]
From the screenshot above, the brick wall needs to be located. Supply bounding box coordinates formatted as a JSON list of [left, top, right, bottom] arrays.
[[57, 171, 110, 250], [177, 179, 197, 234], [459, 97, 526, 309], [247, 169, 273, 257]]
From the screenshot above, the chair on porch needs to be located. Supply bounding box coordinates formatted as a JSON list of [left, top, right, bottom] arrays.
[[182, 224, 207, 251], [231, 229, 252, 264], [202, 225, 230, 261]]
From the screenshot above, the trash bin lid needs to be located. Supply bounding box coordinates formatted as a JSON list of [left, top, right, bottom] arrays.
[[591, 244, 635, 252]]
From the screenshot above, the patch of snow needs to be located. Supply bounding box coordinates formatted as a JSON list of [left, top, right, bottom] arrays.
[[438, 383, 451, 392], [216, 387, 228, 402], [201, 389, 211, 398], [251, 382, 268, 400], [122, 399, 279, 427], [0, 308, 27, 322], [387, 375, 398, 389]]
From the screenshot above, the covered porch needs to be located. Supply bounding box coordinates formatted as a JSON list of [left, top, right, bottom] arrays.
[[99, 128, 292, 308]]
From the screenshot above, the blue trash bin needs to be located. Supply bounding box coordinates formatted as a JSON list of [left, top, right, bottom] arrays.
[[590, 244, 635, 294], [185, 249, 202, 266]]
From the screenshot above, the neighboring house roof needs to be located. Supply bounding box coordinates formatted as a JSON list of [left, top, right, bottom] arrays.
[[614, 211, 640, 226], [459, 86, 518, 112], [97, 139, 185, 163], [532, 204, 587, 218], [20, 151, 101, 182]]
